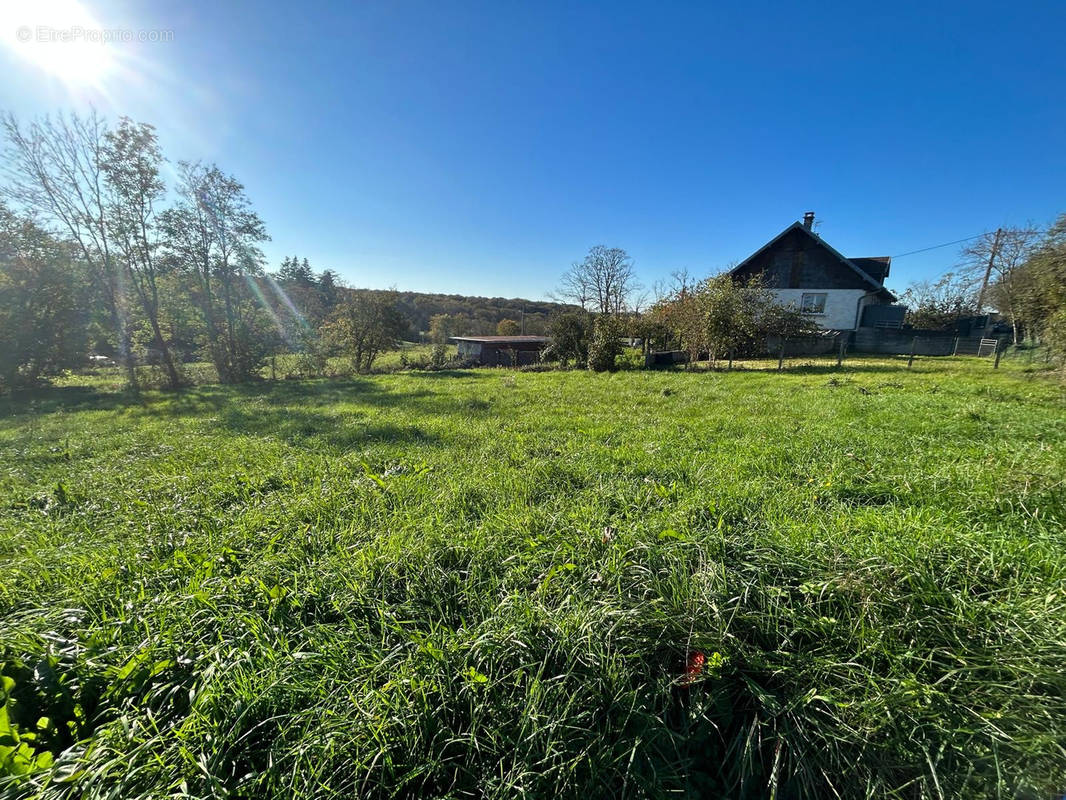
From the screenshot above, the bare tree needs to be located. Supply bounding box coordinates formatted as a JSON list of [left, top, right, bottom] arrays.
[[959, 225, 1041, 343], [1, 110, 138, 388], [101, 117, 182, 389], [555, 245, 641, 314]]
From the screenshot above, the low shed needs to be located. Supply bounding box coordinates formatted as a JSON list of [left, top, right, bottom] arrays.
[[451, 336, 549, 367]]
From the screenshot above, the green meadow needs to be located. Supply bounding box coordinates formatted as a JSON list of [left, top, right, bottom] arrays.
[[1, 358, 1064, 798]]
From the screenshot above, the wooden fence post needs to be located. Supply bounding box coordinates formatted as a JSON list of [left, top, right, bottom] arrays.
[[777, 339, 785, 372], [836, 338, 846, 368], [952, 337, 959, 357], [993, 339, 1004, 369], [907, 337, 917, 370]]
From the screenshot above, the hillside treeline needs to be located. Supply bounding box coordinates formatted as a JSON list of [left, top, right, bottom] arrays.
[[4, 109, 1066, 393], [0, 111, 575, 393]]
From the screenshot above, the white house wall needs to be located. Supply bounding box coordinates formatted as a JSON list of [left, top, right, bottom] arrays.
[[770, 289, 870, 331]]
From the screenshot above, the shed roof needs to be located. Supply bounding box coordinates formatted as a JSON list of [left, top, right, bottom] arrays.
[[450, 336, 549, 344]]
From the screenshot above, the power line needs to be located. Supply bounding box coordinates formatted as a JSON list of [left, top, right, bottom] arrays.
[[890, 232, 993, 259]]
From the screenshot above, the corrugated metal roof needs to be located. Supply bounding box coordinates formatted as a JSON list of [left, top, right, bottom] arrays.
[[450, 336, 549, 344]]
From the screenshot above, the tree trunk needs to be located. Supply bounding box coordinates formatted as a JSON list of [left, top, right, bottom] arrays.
[[220, 273, 240, 380], [197, 264, 229, 383], [129, 268, 181, 390], [148, 311, 182, 389], [111, 303, 139, 393]]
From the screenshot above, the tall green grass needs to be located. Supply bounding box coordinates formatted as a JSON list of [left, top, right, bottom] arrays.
[[1, 358, 1064, 798]]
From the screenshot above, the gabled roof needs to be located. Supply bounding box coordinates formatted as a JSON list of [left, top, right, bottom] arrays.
[[729, 222, 896, 301]]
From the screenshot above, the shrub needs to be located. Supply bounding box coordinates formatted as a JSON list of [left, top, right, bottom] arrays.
[[587, 315, 624, 372]]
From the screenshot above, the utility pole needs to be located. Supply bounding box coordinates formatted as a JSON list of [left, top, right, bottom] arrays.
[[975, 228, 1003, 312]]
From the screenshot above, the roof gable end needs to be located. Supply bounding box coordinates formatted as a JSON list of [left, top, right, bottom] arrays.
[[728, 222, 894, 299]]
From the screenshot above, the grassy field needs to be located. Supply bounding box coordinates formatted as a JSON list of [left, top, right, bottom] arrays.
[[1, 357, 1064, 798]]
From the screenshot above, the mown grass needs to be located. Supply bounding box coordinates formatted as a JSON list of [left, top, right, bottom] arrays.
[[1, 357, 1064, 798]]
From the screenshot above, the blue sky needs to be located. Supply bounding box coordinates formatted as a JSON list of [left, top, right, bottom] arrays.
[[1, 0, 1064, 300]]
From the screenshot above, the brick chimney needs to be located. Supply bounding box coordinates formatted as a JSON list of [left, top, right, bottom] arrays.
[[803, 211, 815, 230]]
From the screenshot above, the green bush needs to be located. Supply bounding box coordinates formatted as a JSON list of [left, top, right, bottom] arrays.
[[587, 315, 624, 371]]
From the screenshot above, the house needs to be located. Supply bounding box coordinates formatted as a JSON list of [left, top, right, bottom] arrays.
[[451, 335, 549, 366], [728, 212, 902, 331]]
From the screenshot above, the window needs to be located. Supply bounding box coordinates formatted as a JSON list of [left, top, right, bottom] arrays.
[[800, 292, 827, 314]]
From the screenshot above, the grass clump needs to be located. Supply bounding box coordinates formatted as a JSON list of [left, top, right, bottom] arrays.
[[1, 357, 1065, 798]]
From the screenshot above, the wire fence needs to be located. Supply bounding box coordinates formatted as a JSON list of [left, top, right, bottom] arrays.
[[648, 335, 1055, 374]]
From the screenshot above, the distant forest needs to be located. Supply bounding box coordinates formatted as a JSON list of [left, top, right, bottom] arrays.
[[390, 290, 574, 339], [272, 255, 576, 341]]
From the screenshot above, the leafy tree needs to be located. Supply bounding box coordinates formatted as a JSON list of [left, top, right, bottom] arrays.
[[542, 312, 591, 367], [757, 302, 820, 341], [653, 274, 815, 366], [323, 290, 406, 372], [101, 117, 182, 388], [627, 312, 670, 354], [556, 245, 641, 314], [900, 272, 978, 330], [652, 284, 703, 365], [1007, 213, 1066, 364], [0, 204, 89, 392], [700, 275, 767, 365], [496, 318, 521, 336], [1, 111, 138, 389], [428, 312, 472, 343], [161, 161, 270, 382]]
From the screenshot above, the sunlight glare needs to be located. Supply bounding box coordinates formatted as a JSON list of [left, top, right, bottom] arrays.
[[0, 0, 115, 86]]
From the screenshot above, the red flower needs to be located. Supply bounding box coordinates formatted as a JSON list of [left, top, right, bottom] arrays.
[[681, 651, 705, 685]]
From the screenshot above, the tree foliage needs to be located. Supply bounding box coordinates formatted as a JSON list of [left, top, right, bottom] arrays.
[[900, 272, 978, 330], [101, 117, 183, 388], [160, 161, 270, 382], [587, 315, 625, 372], [0, 204, 89, 391], [323, 290, 406, 372], [653, 275, 817, 365], [496, 318, 521, 336], [1002, 214, 1066, 365], [1, 110, 139, 388], [542, 312, 592, 367]]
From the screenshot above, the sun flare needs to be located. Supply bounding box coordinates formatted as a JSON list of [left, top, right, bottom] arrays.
[[0, 0, 115, 86]]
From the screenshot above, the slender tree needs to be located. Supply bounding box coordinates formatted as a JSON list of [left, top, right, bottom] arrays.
[[101, 117, 182, 388], [161, 161, 269, 381], [1, 110, 138, 388]]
